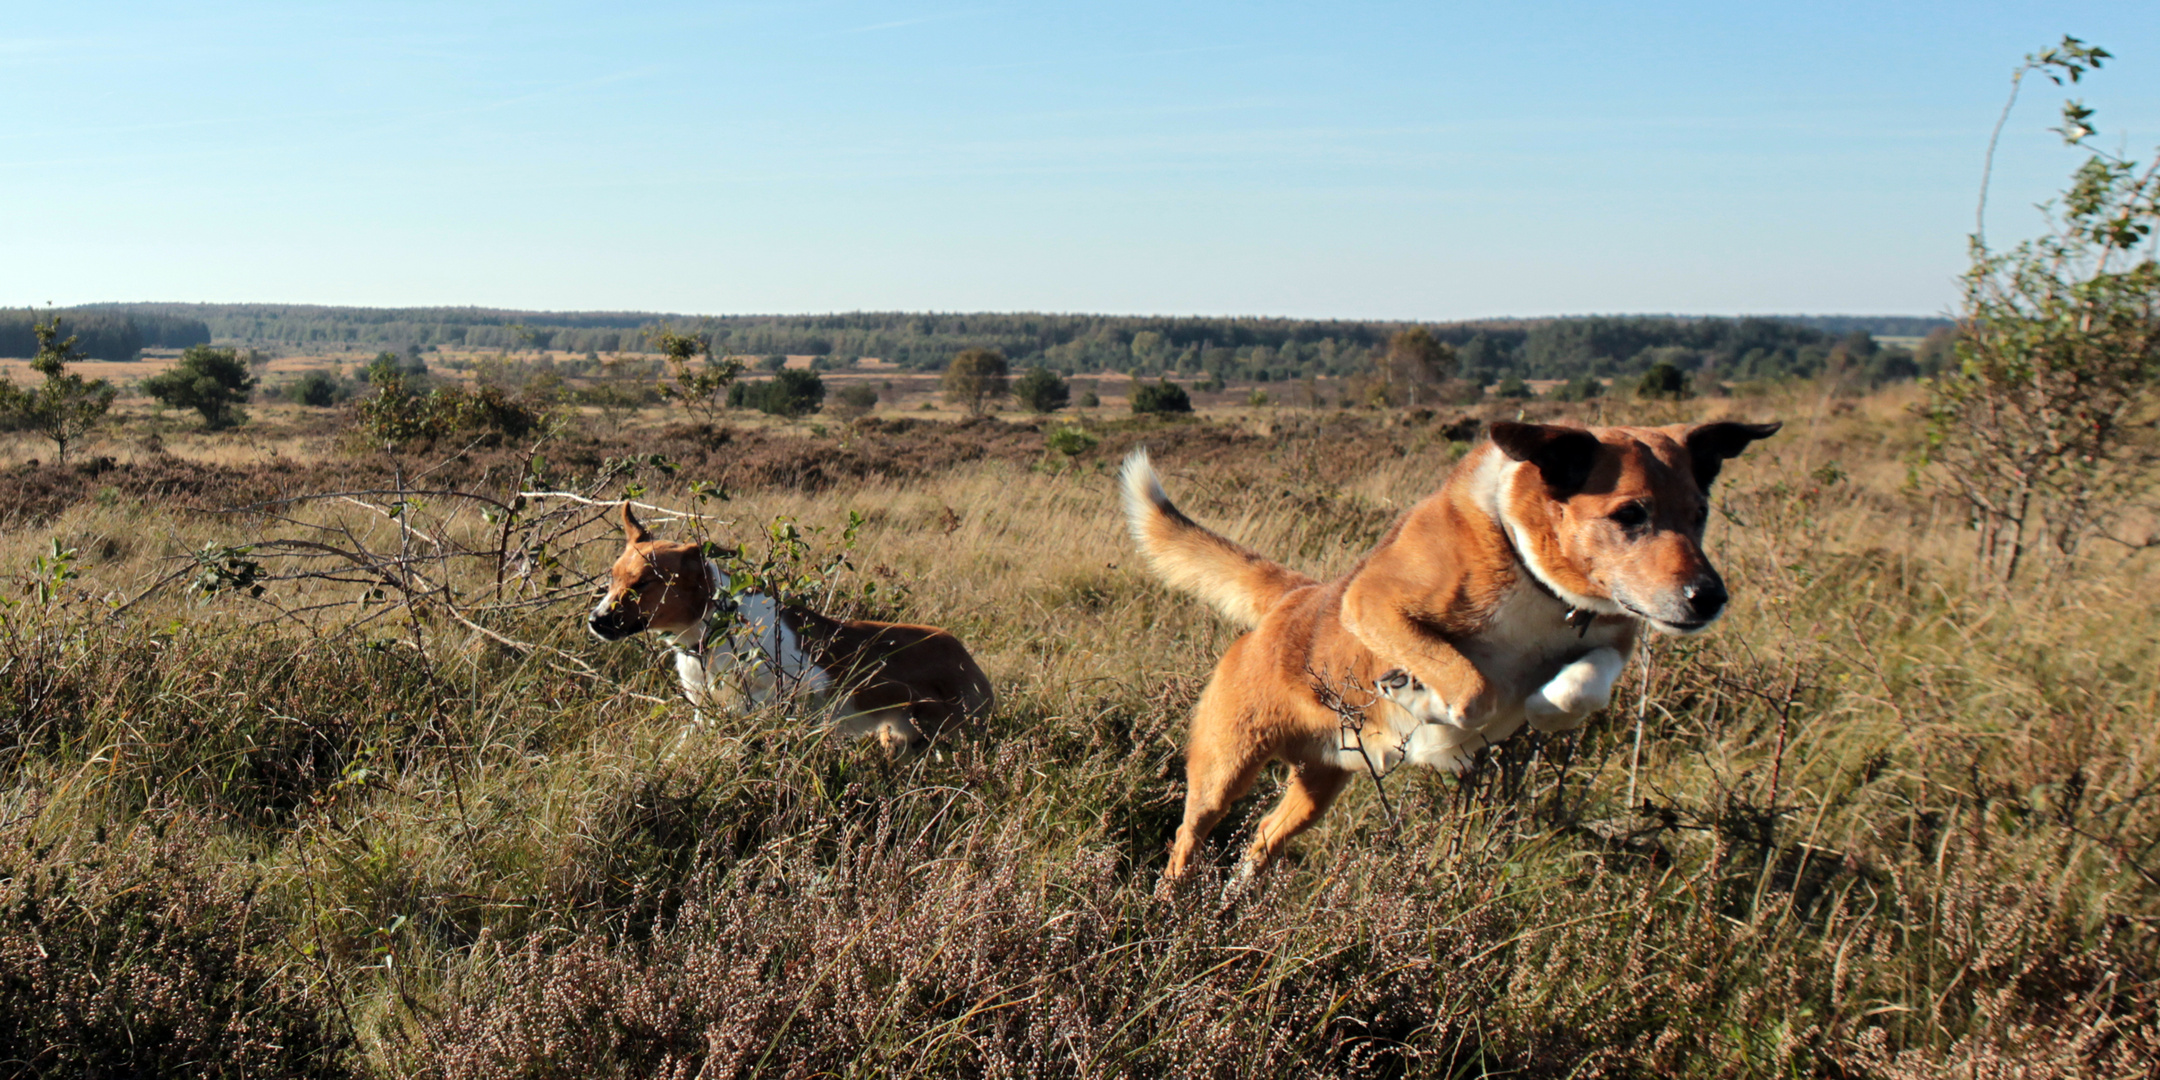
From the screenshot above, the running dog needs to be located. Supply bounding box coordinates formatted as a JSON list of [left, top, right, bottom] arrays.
[[1121, 420, 1779, 878], [588, 504, 994, 752]]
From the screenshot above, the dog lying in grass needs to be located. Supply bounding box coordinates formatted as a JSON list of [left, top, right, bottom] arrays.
[[1121, 420, 1779, 878], [588, 503, 994, 753]]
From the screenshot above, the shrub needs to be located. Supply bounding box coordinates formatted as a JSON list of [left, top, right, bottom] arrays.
[[728, 370, 826, 417], [291, 370, 346, 407], [353, 374, 548, 447], [142, 344, 259, 429], [826, 383, 878, 421], [1547, 374, 1604, 402], [1494, 376, 1535, 400], [1044, 426, 1099, 456], [1013, 367, 1070, 413], [1635, 360, 1691, 399], [1129, 379, 1192, 415]]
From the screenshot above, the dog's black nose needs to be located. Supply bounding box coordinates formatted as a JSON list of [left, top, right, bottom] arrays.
[[1683, 578, 1728, 621]]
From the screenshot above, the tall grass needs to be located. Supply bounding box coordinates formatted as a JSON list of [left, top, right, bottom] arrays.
[[1, 391, 2154, 1077]]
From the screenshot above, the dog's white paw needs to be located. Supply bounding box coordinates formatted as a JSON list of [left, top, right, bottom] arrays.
[[1402, 722, 1485, 775], [1374, 668, 1460, 726], [1525, 647, 1626, 732]]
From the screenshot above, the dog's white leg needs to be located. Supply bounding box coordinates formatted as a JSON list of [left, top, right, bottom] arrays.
[[675, 650, 718, 723], [1525, 647, 1626, 733]]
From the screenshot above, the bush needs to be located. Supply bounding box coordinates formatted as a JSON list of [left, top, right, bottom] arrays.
[[1547, 374, 1604, 402], [1635, 360, 1692, 399], [1494, 376, 1535, 400], [1013, 367, 1070, 413], [353, 374, 548, 447], [728, 370, 826, 417], [290, 370, 346, 408], [1044, 426, 1099, 456], [142, 345, 260, 429], [1129, 379, 1192, 415], [1078, 389, 1101, 409], [826, 383, 878, 421]]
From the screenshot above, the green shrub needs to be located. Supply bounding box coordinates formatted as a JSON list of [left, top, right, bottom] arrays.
[[1013, 367, 1071, 413], [1044, 426, 1099, 456], [353, 374, 548, 447], [1129, 379, 1192, 415], [291, 370, 346, 407], [728, 370, 826, 417], [142, 345, 259, 429]]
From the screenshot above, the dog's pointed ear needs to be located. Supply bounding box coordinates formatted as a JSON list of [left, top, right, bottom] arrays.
[[620, 502, 649, 544], [1684, 421, 1782, 490], [1490, 421, 1602, 496]]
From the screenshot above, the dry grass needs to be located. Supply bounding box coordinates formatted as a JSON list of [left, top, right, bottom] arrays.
[[1, 386, 2155, 1077]]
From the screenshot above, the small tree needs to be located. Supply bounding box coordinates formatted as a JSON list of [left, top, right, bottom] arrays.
[[142, 344, 259, 429], [1923, 37, 2160, 585], [826, 383, 878, 420], [1634, 360, 1691, 400], [1377, 327, 1452, 406], [1013, 366, 1070, 413], [1494, 376, 1535, 400], [0, 318, 117, 463], [649, 328, 742, 427], [1130, 379, 1192, 415], [943, 349, 1009, 416]]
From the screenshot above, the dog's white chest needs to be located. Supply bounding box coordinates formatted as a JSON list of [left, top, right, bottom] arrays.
[[675, 592, 835, 709], [1346, 581, 1631, 776]]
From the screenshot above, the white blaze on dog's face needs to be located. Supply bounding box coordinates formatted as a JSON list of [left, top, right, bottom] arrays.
[[1489, 420, 1780, 635], [587, 504, 714, 640]]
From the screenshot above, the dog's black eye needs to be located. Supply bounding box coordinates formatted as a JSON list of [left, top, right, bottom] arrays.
[[1693, 504, 1711, 527], [1610, 502, 1650, 529]]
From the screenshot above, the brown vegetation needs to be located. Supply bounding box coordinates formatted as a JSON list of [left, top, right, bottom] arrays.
[[0, 386, 2155, 1076]]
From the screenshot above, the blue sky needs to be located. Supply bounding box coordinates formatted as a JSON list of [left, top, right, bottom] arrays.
[[5, 2, 2156, 319]]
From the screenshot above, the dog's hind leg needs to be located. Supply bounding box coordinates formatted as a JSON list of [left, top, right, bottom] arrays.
[[1166, 699, 1272, 881], [1243, 760, 1349, 874]]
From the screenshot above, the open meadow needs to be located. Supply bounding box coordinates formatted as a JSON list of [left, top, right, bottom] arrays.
[[2, 386, 2156, 1077]]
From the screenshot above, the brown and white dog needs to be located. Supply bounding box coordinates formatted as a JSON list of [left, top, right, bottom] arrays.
[[1121, 420, 1780, 878], [588, 504, 995, 752]]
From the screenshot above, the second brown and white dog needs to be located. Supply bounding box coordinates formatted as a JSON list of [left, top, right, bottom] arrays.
[[588, 504, 994, 752], [1121, 419, 1779, 878]]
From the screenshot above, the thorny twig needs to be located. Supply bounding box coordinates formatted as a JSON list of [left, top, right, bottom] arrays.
[[1309, 666, 1403, 843]]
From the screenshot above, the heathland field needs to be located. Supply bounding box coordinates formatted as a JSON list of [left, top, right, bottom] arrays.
[[2, 387, 2156, 1077]]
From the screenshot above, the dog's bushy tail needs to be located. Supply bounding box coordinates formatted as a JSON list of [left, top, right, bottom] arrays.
[[1119, 449, 1315, 630]]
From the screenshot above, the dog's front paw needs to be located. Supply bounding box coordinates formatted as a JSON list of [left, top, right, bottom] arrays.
[[1374, 668, 1460, 726], [1526, 647, 1626, 732], [1374, 667, 1422, 697]]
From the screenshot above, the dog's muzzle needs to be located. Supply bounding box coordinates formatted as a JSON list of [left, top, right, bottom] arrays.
[[587, 598, 644, 641]]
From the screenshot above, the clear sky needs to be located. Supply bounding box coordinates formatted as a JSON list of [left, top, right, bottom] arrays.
[[6, 2, 2156, 320]]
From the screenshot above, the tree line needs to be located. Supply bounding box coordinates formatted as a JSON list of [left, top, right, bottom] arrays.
[[0, 310, 211, 361], [63, 302, 1948, 384]]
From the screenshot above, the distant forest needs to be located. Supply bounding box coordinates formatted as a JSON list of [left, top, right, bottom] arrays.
[[1, 309, 211, 361], [46, 303, 1951, 383]]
